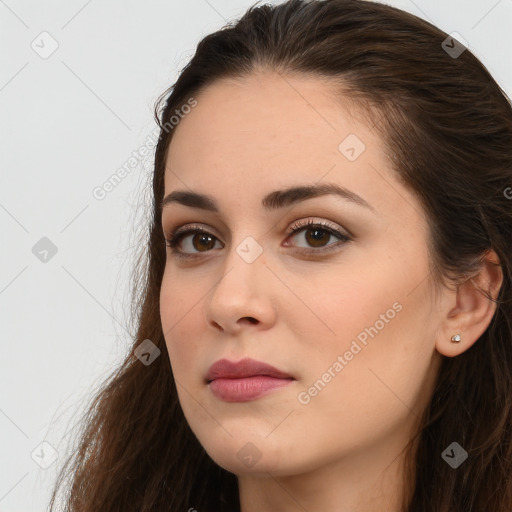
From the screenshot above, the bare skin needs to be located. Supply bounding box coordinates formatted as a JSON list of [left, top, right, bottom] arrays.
[[159, 70, 502, 511]]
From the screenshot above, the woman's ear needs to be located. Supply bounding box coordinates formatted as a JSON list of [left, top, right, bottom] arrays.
[[435, 249, 503, 358]]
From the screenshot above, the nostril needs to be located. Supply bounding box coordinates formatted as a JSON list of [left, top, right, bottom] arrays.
[[211, 321, 223, 331]]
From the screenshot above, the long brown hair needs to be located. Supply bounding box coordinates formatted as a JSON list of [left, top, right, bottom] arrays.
[[47, 1, 512, 510]]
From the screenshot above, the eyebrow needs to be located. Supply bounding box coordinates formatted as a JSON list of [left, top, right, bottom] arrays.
[[160, 182, 376, 214]]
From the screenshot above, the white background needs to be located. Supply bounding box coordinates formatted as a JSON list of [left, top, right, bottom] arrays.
[[1, 0, 511, 510]]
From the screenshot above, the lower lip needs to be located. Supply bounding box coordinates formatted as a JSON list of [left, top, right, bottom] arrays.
[[208, 376, 294, 402]]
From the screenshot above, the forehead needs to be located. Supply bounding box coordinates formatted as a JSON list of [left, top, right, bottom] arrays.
[[169, 72, 372, 157], [163, 71, 399, 215]]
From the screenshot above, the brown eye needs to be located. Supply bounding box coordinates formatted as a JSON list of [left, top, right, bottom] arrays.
[[190, 233, 217, 252], [302, 227, 332, 248], [165, 219, 351, 260], [167, 229, 222, 254], [286, 221, 350, 252]]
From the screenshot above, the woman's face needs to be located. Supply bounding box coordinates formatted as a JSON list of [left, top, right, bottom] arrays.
[[160, 71, 444, 478]]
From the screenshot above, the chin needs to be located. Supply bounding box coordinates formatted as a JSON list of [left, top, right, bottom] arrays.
[[198, 434, 309, 477], [210, 451, 287, 476]]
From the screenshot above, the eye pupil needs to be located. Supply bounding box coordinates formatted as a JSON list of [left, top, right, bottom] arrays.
[[305, 228, 330, 247], [193, 234, 215, 251]]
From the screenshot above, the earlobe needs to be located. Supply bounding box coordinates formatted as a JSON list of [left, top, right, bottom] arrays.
[[435, 249, 503, 358]]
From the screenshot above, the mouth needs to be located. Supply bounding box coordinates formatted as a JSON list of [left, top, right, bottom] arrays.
[[206, 357, 296, 402]]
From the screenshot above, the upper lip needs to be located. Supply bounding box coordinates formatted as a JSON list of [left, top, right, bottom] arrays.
[[206, 357, 294, 382]]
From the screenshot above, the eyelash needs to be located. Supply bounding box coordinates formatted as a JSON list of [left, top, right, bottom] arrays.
[[164, 219, 351, 260]]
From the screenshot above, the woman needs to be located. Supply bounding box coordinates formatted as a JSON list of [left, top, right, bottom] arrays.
[[48, 0, 512, 510]]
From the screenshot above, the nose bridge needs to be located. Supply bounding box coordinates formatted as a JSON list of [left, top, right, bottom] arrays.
[[218, 211, 268, 272], [216, 231, 267, 293]]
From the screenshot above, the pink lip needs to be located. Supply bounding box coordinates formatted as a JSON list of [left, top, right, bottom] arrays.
[[206, 358, 295, 402]]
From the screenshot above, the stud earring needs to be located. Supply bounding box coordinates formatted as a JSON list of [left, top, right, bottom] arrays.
[[451, 334, 461, 343]]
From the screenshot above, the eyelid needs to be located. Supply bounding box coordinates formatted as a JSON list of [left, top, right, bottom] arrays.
[[285, 218, 350, 239], [172, 223, 220, 239], [165, 218, 349, 240]]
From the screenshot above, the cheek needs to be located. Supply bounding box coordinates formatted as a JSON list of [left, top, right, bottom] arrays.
[[292, 246, 436, 396], [299, 264, 435, 408], [160, 272, 205, 375], [289, 263, 403, 357]]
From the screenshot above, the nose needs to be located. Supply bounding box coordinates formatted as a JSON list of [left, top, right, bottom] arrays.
[[204, 240, 277, 335]]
